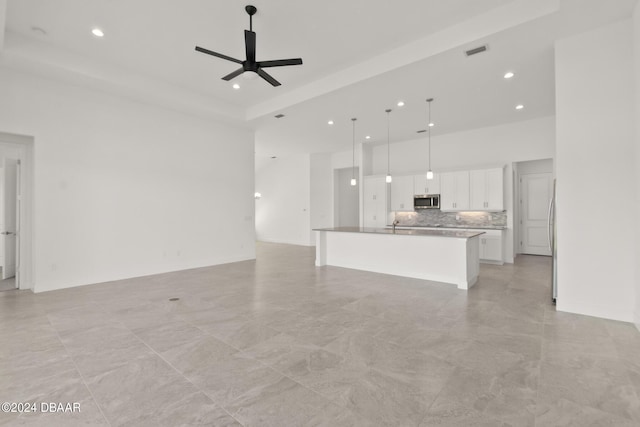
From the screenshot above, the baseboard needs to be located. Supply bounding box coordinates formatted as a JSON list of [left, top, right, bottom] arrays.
[[257, 238, 314, 247], [32, 254, 256, 293], [556, 299, 635, 323]]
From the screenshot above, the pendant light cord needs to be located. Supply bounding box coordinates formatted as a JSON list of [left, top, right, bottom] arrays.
[[386, 109, 392, 176], [427, 98, 434, 173], [428, 100, 431, 171], [351, 118, 356, 179]]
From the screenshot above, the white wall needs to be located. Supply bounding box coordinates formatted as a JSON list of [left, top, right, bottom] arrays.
[[634, 3, 640, 329], [0, 67, 256, 293], [310, 153, 333, 244], [555, 19, 636, 322], [255, 154, 312, 246], [369, 116, 556, 262]]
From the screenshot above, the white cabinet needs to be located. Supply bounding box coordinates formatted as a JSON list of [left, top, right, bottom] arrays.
[[475, 229, 504, 263], [363, 176, 389, 228], [413, 173, 440, 195], [470, 168, 504, 211], [440, 171, 470, 211], [390, 175, 415, 211]]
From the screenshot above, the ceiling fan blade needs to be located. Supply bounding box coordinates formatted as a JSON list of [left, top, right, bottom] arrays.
[[257, 69, 281, 87], [195, 46, 243, 64], [222, 67, 245, 81], [257, 58, 303, 68], [245, 30, 256, 63]]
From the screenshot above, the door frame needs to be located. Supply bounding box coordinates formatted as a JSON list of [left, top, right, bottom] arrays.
[[520, 172, 553, 256], [0, 132, 34, 291], [514, 158, 554, 257]]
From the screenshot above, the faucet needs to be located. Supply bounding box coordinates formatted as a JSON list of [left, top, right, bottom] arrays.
[[392, 219, 400, 232]]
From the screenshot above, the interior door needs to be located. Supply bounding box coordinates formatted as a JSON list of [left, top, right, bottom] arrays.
[[521, 172, 552, 256], [2, 158, 18, 279]]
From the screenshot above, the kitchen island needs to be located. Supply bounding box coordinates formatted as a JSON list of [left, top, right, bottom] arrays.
[[314, 227, 484, 289]]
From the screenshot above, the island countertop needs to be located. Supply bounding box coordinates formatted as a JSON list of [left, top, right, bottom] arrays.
[[313, 227, 484, 239]]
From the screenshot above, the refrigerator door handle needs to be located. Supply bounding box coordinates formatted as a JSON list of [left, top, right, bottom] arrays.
[[547, 197, 554, 251]]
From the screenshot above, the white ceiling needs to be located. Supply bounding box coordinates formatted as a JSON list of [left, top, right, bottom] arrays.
[[2, 0, 638, 158], [4, 0, 514, 107]]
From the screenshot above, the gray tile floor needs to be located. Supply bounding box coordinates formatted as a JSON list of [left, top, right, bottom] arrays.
[[0, 277, 16, 292], [1, 242, 639, 426]]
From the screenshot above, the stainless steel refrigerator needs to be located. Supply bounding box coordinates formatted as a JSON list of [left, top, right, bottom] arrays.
[[548, 179, 557, 303]]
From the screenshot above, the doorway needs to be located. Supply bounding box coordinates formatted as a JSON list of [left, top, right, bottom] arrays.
[[0, 133, 34, 291], [334, 167, 359, 227], [0, 158, 19, 291], [515, 159, 553, 256]]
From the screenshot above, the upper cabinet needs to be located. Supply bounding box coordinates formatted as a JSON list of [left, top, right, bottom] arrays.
[[390, 175, 415, 212], [413, 173, 440, 195], [469, 168, 504, 211], [364, 166, 504, 216], [440, 171, 470, 211]]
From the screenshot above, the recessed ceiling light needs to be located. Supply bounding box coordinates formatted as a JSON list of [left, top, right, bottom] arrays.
[[397, 101, 405, 107], [91, 28, 104, 37], [232, 83, 240, 90], [327, 120, 334, 125], [504, 71, 515, 79], [428, 122, 435, 127], [365, 136, 371, 140], [515, 104, 524, 110]]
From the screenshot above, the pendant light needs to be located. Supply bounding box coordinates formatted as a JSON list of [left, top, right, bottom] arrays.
[[385, 108, 392, 183], [350, 118, 357, 186], [426, 98, 434, 180]]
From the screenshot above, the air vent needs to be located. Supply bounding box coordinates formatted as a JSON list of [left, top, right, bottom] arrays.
[[416, 129, 427, 134], [274, 114, 285, 119], [465, 44, 488, 57]]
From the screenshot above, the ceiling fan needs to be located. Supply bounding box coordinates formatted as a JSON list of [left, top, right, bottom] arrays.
[[195, 5, 303, 87]]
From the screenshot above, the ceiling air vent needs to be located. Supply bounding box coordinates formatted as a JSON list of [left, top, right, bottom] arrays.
[[465, 44, 488, 57], [274, 114, 285, 119], [416, 129, 427, 133]]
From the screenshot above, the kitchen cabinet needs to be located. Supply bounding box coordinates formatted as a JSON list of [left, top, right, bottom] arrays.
[[363, 175, 389, 228], [440, 171, 470, 211], [413, 173, 440, 195], [390, 175, 415, 211], [470, 168, 504, 211], [478, 230, 503, 263]]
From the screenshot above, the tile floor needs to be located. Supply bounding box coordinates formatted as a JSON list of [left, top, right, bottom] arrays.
[[1, 242, 639, 426], [0, 277, 16, 292]]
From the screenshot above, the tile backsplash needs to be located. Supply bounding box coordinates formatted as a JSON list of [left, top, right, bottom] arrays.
[[392, 210, 507, 228]]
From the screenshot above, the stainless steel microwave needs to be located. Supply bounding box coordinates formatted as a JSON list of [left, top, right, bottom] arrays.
[[414, 194, 440, 210]]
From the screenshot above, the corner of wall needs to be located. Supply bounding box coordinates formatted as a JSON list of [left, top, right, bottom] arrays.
[[634, 0, 640, 333]]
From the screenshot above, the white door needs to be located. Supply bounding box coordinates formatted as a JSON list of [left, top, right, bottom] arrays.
[[1, 158, 18, 279], [521, 172, 552, 256]]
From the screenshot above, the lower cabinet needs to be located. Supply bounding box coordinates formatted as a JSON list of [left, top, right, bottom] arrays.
[[397, 226, 505, 264], [479, 235, 503, 263], [471, 229, 503, 263]]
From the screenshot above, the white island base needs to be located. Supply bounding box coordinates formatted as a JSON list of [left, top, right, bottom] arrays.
[[315, 228, 482, 290]]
